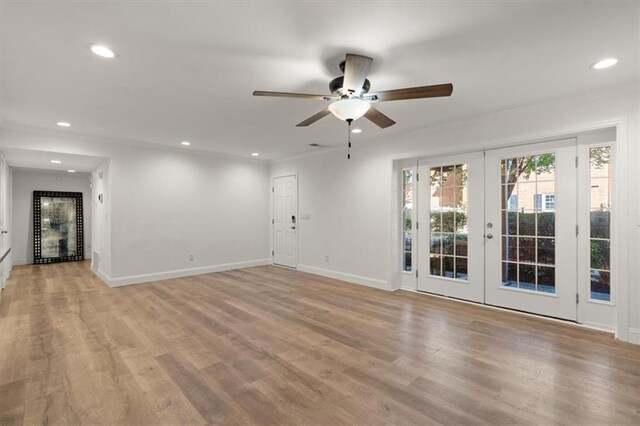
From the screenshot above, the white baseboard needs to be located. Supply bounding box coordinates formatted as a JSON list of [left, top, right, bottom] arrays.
[[99, 258, 270, 287], [581, 321, 616, 334], [96, 268, 112, 285], [297, 264, 390, 291], [629, 328, 640, 345]]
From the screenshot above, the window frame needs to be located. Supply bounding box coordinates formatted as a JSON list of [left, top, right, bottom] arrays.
[[401, 168, 415, 274], [585, 143, 614, 304]]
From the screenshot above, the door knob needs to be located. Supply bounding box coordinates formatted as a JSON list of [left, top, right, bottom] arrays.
[[291, 226, 296, 230], [486, 233, 493, 239], [487, 222, 493, 229]]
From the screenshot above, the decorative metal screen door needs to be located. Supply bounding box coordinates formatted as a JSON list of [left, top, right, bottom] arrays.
[[484, 139, 577, 320], [417, 152, 485, 303]]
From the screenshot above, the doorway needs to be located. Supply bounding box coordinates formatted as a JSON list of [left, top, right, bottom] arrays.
[[484, 138, 577, 320], [415, 138, 582, 321], [272, 174, 297, 268]]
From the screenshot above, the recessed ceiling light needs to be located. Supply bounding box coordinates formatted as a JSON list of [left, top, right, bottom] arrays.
[[50, 160, 62, 164], [90, 44, 116, 59], [180, 141, 191, 146], [251, 152, 260, 157], [67, 170, 76, 173], [591, 58, 618, 70], [351, 128, 363, 134], [56, 121, 71, 127]]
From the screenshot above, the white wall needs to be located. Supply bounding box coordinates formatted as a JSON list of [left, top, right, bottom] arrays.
[[0, 127, 271, 286], [91, 160, 112, 278], [272, 143, 392, 289], [271, 83, 639, 342], [0, 153, 13, 288], [11, 168, 92, 265], [107, 144, 270, 284]]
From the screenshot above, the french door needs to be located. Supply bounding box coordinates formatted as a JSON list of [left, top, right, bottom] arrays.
[[416, 139, 578, 320], [417, 152, 485, 302], [485, 139, 577, 320]]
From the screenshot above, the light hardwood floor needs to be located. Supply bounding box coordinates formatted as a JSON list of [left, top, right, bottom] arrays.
[[1, 261, 639, 425]]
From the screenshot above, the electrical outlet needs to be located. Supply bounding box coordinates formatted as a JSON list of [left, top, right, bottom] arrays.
[[189, 254, 195, 262]]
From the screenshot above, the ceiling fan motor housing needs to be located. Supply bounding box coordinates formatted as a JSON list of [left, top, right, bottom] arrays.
[[329, 76, 371, 96]]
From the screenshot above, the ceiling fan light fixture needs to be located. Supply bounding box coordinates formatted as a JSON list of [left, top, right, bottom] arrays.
[[328, 98, 371, 122]]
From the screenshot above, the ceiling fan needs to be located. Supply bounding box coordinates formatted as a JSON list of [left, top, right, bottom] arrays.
[[253, 53, 454, 129]]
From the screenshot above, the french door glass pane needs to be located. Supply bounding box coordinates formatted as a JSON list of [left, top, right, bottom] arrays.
[[429, 164, 468, 281], [588, 146, 611, 301], [500, 153, 556, 293]]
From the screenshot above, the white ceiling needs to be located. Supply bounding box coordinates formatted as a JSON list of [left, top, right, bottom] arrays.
[[2, 148, 107, 173], [1, 1, 637, 160]]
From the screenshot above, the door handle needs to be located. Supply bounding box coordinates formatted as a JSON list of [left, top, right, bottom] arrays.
[[486, 233, 493, 239], [1, 231, 7, 234], [291, 226, 296, 230]]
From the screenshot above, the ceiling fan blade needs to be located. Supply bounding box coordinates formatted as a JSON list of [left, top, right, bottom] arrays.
[[343, 54, 373, 96], [253, 91, 329, 100], [372, 83, 453, 102], [296, 108, 332, 127], [364, 107, 396, 129]]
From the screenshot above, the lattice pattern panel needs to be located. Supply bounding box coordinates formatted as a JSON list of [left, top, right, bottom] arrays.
[[33, 191, 85, 264]]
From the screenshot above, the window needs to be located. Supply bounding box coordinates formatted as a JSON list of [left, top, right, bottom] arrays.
[[501, 154, 556, 293], [588, 146, 611, 301], [402, 169, 413, 272], [533, 193, 555, 211], [429, 164, 468, 280], [544, 194, 555, 210]]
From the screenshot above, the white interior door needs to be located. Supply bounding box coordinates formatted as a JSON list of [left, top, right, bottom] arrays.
[[417, 152, 485, 302], [273, 175, 297, 268], [484, 139, 578, 320]]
